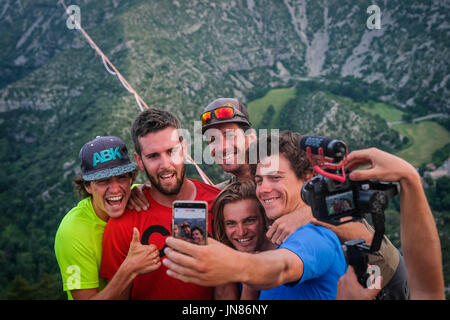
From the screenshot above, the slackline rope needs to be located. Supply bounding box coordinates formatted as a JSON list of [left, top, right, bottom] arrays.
[[60, 0, 214, 186]]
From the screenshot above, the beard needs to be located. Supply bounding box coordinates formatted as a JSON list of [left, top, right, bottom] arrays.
[[144, 164, 186, 196]]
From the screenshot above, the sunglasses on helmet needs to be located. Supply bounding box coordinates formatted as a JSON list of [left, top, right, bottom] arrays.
[[201, 104, 246, 126]]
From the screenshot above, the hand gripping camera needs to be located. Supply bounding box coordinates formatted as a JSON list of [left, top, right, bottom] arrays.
[[300, 136, 398, 287]]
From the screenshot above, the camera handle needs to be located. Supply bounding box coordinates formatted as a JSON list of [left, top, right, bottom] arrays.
[[343, 207, 386, 288], [344, 238, 370, 287], [369, 205, 385, 253]]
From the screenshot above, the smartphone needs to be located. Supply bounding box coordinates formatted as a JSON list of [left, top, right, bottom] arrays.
[[172, 200, 208, 245]]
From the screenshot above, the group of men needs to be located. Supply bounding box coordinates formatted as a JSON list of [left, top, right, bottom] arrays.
[[54, 98, 444, 300]]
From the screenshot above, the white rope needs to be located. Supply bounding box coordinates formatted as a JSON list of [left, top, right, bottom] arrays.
[[101, 55, 116, 75], [117, 74, 134, 93], [60, 0, 213, 186], [134, 93, 145, 112]]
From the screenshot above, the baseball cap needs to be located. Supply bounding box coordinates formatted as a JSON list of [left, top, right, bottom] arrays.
[[79, 136, 137, 181], [201, 98, 251, 134]]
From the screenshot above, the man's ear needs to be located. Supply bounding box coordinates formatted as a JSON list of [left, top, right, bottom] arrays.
[[84, 182, 92, 195], [179, 138, 190, 164], [181, 137, 188, 154], [134, 152, 145, 171], [304, 172, 313, 181]]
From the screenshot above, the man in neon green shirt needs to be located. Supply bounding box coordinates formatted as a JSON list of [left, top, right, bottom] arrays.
[[55, 136, 161, 300]]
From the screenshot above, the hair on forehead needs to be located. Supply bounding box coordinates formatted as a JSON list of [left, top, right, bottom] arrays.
[[213, 180, 268, 248], [250, 130, 313, 180], [131, 108, 182, 155]]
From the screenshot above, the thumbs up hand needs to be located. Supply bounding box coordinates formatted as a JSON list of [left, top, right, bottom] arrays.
[[124, 227, 161, 275]]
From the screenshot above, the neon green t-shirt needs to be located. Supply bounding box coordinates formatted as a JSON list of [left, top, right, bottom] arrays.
[[54, 197, 107, 300]]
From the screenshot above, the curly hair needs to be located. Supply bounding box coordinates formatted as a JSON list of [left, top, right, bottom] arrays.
[[250, 130, 312, 180], [213, 179, 268, 248]]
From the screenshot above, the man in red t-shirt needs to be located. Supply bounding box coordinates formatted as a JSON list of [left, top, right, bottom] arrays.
[[100, 108, 220, 299]]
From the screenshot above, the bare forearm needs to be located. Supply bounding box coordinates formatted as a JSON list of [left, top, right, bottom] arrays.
[[321, 221, 373, 245], [239, 249, 302, 290], [90, 262, 135, 300], [344, 148, 445, 299], [240, 284, 260, 300], [163, 237, 301, 289], [399, 172, 444, 299], [214, 283, 239, 300]]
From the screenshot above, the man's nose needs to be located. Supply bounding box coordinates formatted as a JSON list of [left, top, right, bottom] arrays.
[[236, 223, 247, 237], [108, 177, 122, 192], [159, 152, 174, 169], [258, 178, 273, 194], [213, 133, 234, 154]]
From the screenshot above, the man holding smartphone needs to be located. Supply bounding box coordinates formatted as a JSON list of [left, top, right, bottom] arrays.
[[100, 108, 220, 299], [163, 131, 347, 299], [127, 98, 313, 244], [199, 100, 409, 299]]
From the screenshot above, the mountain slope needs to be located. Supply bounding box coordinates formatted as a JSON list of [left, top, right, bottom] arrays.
[[0, 0, 448, 298]]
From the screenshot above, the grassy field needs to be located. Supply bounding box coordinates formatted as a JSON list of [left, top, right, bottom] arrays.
[[358, 102, 449, 167], [247, 87, 296, 128], [360, 101, 405, 122], [247, 88, 450, 168], [392, 121, 450, 167]]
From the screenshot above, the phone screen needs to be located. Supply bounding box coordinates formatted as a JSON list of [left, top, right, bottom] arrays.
[[172, 201, 207, 245]]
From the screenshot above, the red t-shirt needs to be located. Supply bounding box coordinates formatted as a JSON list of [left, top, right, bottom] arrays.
[[100, 179, 220, 300]]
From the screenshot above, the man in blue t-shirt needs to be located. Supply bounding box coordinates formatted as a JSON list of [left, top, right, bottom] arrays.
[[163, 131, 346, 300], [258, 224, 345, 300]]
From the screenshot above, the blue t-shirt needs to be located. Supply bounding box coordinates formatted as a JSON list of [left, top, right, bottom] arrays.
[[259, 224, 346, 300]]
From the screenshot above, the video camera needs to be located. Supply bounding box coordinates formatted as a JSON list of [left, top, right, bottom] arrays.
[[300, 136, 398, 287]]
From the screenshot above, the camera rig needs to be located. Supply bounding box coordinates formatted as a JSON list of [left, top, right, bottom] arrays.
[[300, 136, 398, 287]]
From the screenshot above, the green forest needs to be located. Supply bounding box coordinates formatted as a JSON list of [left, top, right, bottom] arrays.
[[1, 0, 449, 299], [1, 83, 449, 299]]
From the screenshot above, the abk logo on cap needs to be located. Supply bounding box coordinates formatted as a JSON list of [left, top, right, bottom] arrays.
[[92, 146, 123, 167], [79, 136, 137, 181]]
